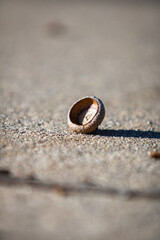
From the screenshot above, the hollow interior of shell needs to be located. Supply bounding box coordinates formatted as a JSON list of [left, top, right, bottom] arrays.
[[70, 98, 98, 126]]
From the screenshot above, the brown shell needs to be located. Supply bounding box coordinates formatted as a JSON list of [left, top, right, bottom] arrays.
[[67, 96, 105, 133]]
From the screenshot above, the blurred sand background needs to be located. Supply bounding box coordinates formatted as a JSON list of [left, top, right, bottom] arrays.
[[0, 0, 160, 239]]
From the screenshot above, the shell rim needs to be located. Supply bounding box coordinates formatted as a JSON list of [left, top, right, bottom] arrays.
[[69, 96, 99, 126], [67, 96, 105, 133]]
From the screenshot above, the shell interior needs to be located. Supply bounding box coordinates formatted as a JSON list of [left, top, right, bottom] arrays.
[[69, 98, 98, 126]]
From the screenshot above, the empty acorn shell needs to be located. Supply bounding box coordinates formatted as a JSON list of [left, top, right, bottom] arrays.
[[67, 96, 105, 133]]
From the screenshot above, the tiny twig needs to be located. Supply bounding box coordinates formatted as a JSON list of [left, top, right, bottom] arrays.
[[0, 173, 160, 200]]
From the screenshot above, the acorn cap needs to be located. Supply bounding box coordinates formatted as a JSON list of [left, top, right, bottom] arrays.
[[67, 96, 105, 133]]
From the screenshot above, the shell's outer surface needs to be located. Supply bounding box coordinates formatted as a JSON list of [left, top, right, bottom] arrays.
[[67, 96, 105, 133]]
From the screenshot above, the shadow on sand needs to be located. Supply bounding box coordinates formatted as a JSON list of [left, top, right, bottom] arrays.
[[89, 129, 160, 139]]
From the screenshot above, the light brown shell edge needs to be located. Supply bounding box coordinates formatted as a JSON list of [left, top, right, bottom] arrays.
[[67, 96, 105, 133]]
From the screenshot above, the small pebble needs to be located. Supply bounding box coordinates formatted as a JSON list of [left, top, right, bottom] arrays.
[[0, 169, 11, 175], [150, 151, 160, 159]]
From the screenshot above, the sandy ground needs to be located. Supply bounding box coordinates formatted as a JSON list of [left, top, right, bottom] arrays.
[[0, 0, 160, 239]]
